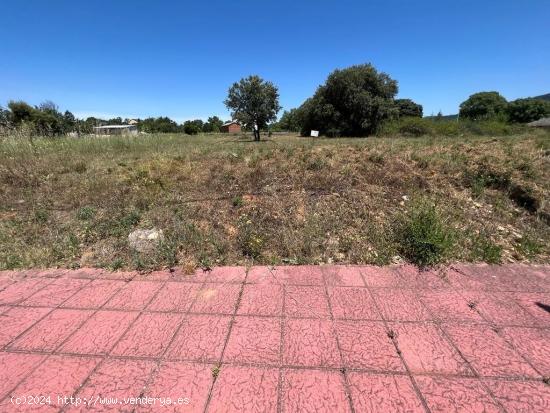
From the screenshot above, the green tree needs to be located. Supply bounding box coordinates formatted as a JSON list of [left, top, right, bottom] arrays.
[[506, 98, 550, 123], [298, 63, 398, 137], [63, 111, 76, 133], [225, 75, 281, 141], [203, 116, 223, 133], [459, 91, 508, 120], [395, 98, 423, 118], [7, 100, 35, 125], [0, 106, 11, 128], [183, 119, 204, 135], [273, 108, 301, 132]]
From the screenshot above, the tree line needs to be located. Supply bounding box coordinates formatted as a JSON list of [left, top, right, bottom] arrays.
[[0, 101, 227, 136], [3, 63, 549, 139]]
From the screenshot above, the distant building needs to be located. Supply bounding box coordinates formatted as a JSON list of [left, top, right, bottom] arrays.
[[527, 118, 550, 128], [128, 119, 139, 125], [220, 121, 241, 133], [93, 125, 138, 135]]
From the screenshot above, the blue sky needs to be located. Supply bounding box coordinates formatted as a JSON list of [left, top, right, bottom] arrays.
[[1, 0, 548, 121]]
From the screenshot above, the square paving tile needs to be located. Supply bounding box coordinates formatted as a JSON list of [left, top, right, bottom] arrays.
[[415, 376, 501, 413], [323, 266, 365, 286], [224, 316, 281, 365], [360, 266, 404, 288], [247, 266, 323, 285], [111, 313, 183, 358], [103, 281, 163, 310], [139, 361, 213, 413], [166, 315, 231, 362], [0, 278, 53, 305], [501, 327, 550, 375], [69, 359, 157, 413], [10, 309, 93, 352], [328, 287, 380, 320], [285, 286, 330, 318], [335, 321, 404, 371], [443, 322, 539, 378], [372, 289, 431, 321], [508, 292, 550, 327], [347, 372, 424, 413], [60, 310, 139, 355], [0, 355, 100, 412], [484, 379, 550, 413], [61, 280, 125, 309], [146, 282, 201, 312], [207, 366, 279, 413], [282, 369, 350, 413], [283, 318, 340, 368], [0, 352, 46, 400], [419, 291, 484, 322], [22, 278, 90, 307], [237, 284, 283, 316], [390, 322, 472, 375], [190, 283, 241, 315], [0, 307, 51, 347], [460, 291, 539, 327], [455, 264, 544, 292]]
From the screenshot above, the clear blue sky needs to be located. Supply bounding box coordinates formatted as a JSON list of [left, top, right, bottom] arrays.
[[1, 0, 548, 121]]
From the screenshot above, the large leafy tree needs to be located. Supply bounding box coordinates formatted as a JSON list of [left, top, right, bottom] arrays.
[[507, 98, 550, 123], [298, 63, 398, 136], [395, 98, 423, 118], [183, 119, 204, 135], [459, 91, 508, 120], [225, 75, 281, 141], [203, 116, 223, 133]]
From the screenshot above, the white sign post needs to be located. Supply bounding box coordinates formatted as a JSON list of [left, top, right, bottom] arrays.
[[310, 130, 319, 137]]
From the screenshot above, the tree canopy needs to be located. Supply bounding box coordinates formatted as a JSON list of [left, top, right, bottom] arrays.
[[297, 63, 398, 137], [225, 75, 281, 141], [459, 91, 508, 120], [395, 98, 423, 118], [507, 98, 550, 123]]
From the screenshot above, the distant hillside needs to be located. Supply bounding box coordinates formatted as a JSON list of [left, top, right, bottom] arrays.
[[533, 93, 550, 101], [425, 114, 458, 120]]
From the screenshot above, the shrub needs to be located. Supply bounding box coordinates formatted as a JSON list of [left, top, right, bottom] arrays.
[[396, 201, 454, 267], [398, 117, 432, 137]]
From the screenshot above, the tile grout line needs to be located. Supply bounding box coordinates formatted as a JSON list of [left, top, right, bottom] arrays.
[[321, 267, 356, 413], [130, 275, 210, 413], [58, 279, 170, 413], [0, 277, 95, 407], [201, 267, 249, 413], [447, 272, 547, 379], [278, 281, 286, 413], [362, 266, 432, 413], [408, 267, 510, 413]]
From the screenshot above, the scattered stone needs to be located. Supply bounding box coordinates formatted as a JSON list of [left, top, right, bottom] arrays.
[[128, 228, 164, 253]]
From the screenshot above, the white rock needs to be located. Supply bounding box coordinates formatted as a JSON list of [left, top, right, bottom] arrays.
[[128, 228, 164, 253]]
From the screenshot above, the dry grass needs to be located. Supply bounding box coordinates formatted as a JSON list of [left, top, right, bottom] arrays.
[[1, 130, 549, 271]]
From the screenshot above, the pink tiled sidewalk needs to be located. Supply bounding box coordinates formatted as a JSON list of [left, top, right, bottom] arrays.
[[0, 264, 549, 412]]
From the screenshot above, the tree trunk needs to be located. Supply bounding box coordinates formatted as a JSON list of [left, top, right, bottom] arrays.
[[254, 129, 260, 141]]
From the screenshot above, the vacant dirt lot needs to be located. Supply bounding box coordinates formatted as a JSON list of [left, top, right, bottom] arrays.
[[1, 131, 549, 271]]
